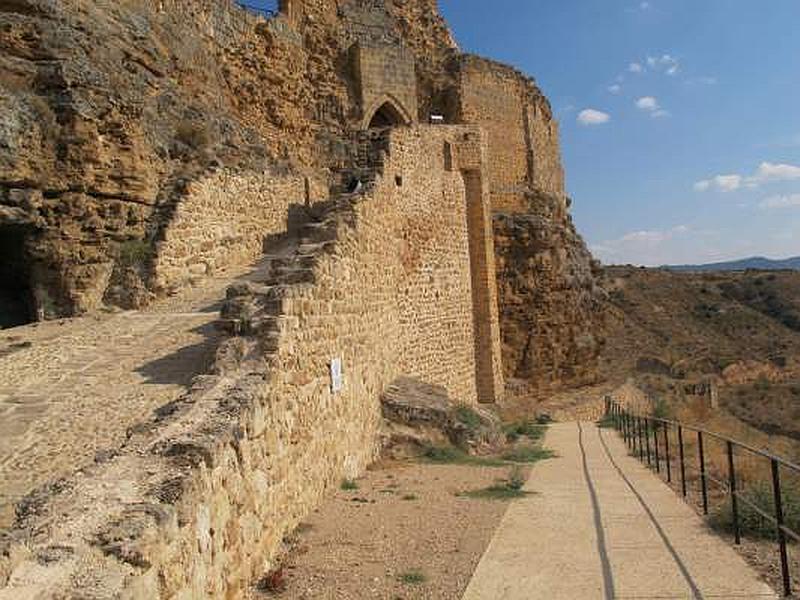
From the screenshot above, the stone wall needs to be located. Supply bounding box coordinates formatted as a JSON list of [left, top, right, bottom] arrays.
[[151, 171, 307, 293], [0, 126, 503, 597], [456, 55, 566, 212], [353, 43, 418, 127]]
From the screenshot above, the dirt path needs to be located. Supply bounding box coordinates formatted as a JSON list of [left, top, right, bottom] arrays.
[[463, 422, 778, 599], [0, 257, 281, 528], [274, 461, 519, 600]]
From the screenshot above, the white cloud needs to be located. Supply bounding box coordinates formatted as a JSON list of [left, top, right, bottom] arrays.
[[695, 162, 800, 192], [636, 96, 659, 111], [592, 224, 699, 265], [640, 1, 652, 9], [759, 194, 800, 210], [750, 162, 800, 184], [639, 54, 680, 76], [635, 96, 670, 118], [693, 175, 743, 193], [577, 109, 611, 126], [608, 84, 622, 94], [629, 62, 644, 74]]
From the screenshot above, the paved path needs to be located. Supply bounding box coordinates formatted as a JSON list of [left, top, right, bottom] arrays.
[[0, 254, 285, 528], [463, 422, 778, 600]]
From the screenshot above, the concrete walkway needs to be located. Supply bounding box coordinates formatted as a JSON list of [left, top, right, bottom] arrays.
[[463, 422, 778, 599]]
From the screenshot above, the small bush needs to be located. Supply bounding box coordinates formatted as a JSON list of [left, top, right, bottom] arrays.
[[596, 414, 616, 429], [421, 446, 505, 467], [710, 480, 800, 540], [501, 445, 555, 464], [504, 421, 547, 443], [401, 493, 418, 501], [462, 468, 533, 501], [455, 405, 484, 431], [340, 479, 358, 491], [652, 398, 671, 419], [398, 570, 426, 585], [118, 239, 152, 268]]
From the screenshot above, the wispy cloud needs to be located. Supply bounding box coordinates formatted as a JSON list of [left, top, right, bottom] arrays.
[[695, 162, 800, 192], [635, 96, 670, 118], [759, 194, 800, 210], [629, 62, 644, 74], [646, 54, 680, 76], [577, 109, 611, 126], [592, 225, 714, 266], [686, 76, 718, 86], [608, 84, 622, 94]]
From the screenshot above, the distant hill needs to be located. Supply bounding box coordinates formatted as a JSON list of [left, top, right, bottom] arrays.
[[664, 256, 800, 272]]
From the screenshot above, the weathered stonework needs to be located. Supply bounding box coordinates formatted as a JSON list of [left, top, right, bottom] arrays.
[[0, 0, 606, 596], [0, 126, 505, 597], [152, 172, 310, 293]]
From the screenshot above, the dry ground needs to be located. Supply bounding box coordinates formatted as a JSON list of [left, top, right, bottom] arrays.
[[263, 460, 525, 600]]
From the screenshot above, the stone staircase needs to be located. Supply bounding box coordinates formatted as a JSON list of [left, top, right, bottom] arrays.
[[217, 130, 391, 354]]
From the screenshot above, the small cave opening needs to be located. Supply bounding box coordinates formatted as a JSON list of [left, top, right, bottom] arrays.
[[0, 226, 35, 329], [368, 101, 406, 129]]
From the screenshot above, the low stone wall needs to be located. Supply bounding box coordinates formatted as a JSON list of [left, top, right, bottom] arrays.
[[0, 126, 501, 598], [151, 171, 307, 292]]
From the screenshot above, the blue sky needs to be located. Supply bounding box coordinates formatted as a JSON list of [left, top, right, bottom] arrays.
[[439, 0, 800, 265]]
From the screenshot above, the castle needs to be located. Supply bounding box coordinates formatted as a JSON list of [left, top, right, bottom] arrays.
[[0, 0, 603, 595]]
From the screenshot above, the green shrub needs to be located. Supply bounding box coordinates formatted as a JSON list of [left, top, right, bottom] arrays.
[[340, 479, 358, 491], [455, 405, 484, 431], [501, 445, 555, 464], [118, 239, 153, 270], [504, 421, 547, 442], [710, 480, 800, 540], [398, 570, 426, 585]]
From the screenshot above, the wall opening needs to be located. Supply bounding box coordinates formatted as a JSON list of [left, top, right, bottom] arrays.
[[0, 226, 34, 329], [368, 101, 406, 129]]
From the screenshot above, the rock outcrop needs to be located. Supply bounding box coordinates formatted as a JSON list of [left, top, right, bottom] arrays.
[[494, 192, 606, 394], [380, 376, 504, 457]]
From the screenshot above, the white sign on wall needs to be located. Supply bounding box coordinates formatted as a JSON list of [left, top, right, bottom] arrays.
[[330, 358, 343, 394]]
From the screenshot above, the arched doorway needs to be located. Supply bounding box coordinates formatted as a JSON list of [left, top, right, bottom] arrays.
[[362, 96, 412, 130], [0, 225, 34, 329], [368, 101, 406, 129]]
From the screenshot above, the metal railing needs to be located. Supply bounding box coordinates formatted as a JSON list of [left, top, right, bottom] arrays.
[[605, 398, 799, 597]]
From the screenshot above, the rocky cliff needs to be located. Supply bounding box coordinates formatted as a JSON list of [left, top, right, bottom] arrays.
[[494, 192, 606, 395]]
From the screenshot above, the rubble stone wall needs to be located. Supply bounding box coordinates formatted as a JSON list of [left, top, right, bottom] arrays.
[[457, 55, 566, 212], [0, 126, 502, 597], [151, 172, 306, 292]]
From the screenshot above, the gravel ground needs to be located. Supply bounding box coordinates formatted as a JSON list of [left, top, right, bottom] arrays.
[[267, 460, 523, 600]]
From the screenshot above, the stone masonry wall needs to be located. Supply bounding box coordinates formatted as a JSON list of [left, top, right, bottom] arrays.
[[457, 55, 566, 212], [151, 172, 306, 293], [0, 126, 500, 597]]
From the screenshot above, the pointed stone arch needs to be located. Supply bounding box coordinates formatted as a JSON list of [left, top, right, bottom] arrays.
[[362, 94, 413, 130]]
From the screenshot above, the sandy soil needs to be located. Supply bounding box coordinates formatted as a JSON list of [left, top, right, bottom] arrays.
[[264, 460, 523, 600]]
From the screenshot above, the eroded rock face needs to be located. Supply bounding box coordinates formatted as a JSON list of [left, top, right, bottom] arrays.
[[493, 192, 606, 394], [380, 376, 504, 456]]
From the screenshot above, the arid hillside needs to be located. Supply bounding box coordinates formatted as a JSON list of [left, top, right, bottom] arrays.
[[600, 266, 800, 445]]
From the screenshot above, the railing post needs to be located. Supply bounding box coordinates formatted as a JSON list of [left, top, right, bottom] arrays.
[[771, 459, 792, 597], [726, 441, 741, 545], [664, 422, 671, 483], [645, 419, 652, 466], [679, 425, 687, 497], [638, 417, 644, 460], [698, 431, 709, 515], [653, 421, 661, 473]]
